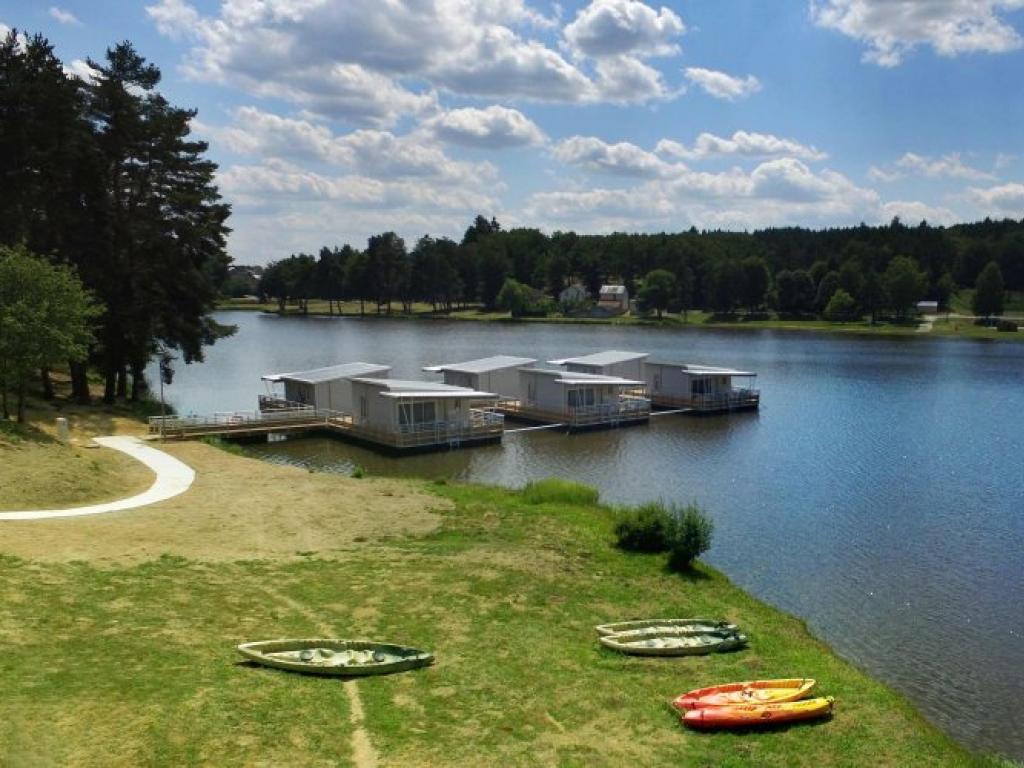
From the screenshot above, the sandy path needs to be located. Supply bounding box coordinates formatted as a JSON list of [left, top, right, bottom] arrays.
[[0, 436, 194, 521]]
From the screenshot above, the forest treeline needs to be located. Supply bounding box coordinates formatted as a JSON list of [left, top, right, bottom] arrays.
[[256, 213, 1021, 322], [0, 31, 229, 405]]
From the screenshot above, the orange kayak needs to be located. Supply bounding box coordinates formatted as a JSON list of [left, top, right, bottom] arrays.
[[672, 678, 816, 711], [682, 696, 834, 729]]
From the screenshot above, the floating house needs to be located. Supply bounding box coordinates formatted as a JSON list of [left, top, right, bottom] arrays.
[[504, 368, 650, 429], [551, 350, 649, 381], [597, 285, 629, 314], [643, 361, 759, 412], [260, 362, 391, 412], [342, 378, 503, 450], [423, 355, 537, 401]]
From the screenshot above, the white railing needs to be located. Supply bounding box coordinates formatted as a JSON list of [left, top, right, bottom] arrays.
[[148, 406, 338, 436], [568, 397, 651, 425]]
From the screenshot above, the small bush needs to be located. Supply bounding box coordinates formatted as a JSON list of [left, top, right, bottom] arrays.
[[350, 464, 366, 479], [667, 504, 714, 572], [521, 478, 599, 506], [996, 319, 1018, 332], [614, 502, 677, 553]]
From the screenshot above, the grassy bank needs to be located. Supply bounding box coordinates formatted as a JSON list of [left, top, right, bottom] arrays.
[[217, 298, 1024, 342], [0, 410, 1008, 766]]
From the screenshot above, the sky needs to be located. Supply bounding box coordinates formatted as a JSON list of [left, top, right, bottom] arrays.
[[3, 0, 1024, 264]]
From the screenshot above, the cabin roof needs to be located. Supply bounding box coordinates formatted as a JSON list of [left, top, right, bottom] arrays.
[[519, 368, 643, 386], [422, 355, 537, 374], [548, 349, 648, 367], [262, 362, 391, 384], [599, 285, 627, 295], [647, 360, 756, 377], [349, 378, 499, 399]]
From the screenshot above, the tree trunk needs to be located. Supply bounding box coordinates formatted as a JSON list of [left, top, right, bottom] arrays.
[[16, 380, 26, 423], [130, 361, 147, 402], [116, 367, 128, 399], [41, 368, 54, 400], [103, 366, 117, 404], [2, 382, 8, 419], [70, 360, 91, 405]]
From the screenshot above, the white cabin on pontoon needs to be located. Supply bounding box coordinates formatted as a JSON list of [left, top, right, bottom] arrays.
[[504, 368, 650, 428], [550, 350, 649, 381], [260, 362, 391, 412], [643, 361, 759, 412], [423, 355, 536, 400], [345, 378, 504, 449]]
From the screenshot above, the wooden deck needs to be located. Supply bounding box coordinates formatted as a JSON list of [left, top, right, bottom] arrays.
[[148, 408, 504, 452]]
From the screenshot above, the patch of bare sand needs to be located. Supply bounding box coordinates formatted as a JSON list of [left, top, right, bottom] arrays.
[[0, 442, 447, 564]]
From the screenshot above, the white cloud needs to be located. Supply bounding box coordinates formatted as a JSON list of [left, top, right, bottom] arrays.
[[995, 153, 1016, 170], [62, 58, 99, 83], [145, 0, 199, 40], [593, 54, 678, 102], [48, 7, 80, 25], [657, 131, 827, 161], [881, 200, 959, 225], [425, 106, 545, 148], [553, 135, 678, 177], [871, 152, 996, 181], [563, 0, 685, 57], [811, 0, 1024, 66], [683, 67, 761, 100], [968, 182, 1024, 214]]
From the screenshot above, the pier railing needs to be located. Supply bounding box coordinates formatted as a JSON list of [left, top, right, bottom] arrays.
[[498, 396, 650, 427], [338, 408, 504, 448], [148, 406, 330, 438]]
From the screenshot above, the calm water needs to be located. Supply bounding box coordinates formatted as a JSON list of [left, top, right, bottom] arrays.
[[159, 312, 1024, 759]]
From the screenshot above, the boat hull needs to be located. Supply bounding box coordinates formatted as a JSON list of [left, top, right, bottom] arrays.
[[237, 638, 434, 676], [682, 697, 834, 729], [672, 678, 816, 711], [594, 618, 738, 637], [599, 630, 748, 656]]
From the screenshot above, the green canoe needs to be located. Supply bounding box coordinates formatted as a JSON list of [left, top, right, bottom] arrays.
[[599, 628, 748, 657], [594, 618, 738, 637], [237, 639, 434, 676]]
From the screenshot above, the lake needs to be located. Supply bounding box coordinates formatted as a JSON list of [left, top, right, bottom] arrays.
[[157, 312, 1024, 759]]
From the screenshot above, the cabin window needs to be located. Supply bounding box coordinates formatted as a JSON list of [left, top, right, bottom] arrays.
[[399, 401, 436, 426], [653, 373, 661, 392], [691, 378, 710, 395], [568, 388, 595, 408], [527, 380, 536, 402], [359, 396, 368, 418]]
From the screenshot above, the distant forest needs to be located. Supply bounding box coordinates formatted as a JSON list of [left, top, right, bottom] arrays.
[[252, 214, 1023, 321]]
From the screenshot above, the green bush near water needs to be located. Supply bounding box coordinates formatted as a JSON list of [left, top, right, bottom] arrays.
[[615, 500, 714, 572], [521, 478, 599, 506]]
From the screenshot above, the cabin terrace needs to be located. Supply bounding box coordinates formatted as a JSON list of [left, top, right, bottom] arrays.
[[644, 361, 760, 412], [501, 367, 650, 429]]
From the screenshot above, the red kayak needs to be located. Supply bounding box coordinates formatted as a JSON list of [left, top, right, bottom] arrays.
[[681, 697, 834, 729], [672, 678, 816, 711]]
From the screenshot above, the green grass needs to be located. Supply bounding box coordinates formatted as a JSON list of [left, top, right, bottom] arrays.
[[952, 289, 1024, 315], [0, 467, 1008, 766]]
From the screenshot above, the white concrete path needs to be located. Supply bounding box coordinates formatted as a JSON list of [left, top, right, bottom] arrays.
[[0, 436, 195, 521]]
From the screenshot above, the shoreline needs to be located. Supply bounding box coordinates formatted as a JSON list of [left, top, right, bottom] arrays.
[[1, 402, 1015, 765], [216, 301, 1024, 344]]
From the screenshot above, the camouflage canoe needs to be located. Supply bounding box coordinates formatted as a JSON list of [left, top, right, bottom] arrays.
[[237, 639, 434, 676], [599, 628, 748, 657], [594, 618, 739, 637]]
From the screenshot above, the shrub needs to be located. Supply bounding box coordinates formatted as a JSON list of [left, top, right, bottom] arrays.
[[522, 478, 599, 506], [667, 504, 714, 572], [614, 502, 677, 553], [350, 464, 366, 479], [996, 319, 1018, 332]]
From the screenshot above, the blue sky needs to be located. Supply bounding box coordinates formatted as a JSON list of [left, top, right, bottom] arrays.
[[3, 0, 1024, 263]]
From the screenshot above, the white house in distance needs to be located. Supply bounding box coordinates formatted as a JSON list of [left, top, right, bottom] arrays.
[[558, 283, 589, 305], [344, 378, 504, 450], [643, 361, 760, 412], [597, 285, 629, 314], [260, 362, 391, 412], [508, 367, 650, 429], [551, 350, 649, 381], [423, 355, 537, 400]]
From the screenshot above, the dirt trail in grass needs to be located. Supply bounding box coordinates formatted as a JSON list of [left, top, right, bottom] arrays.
[[258, 583, 380, 768]]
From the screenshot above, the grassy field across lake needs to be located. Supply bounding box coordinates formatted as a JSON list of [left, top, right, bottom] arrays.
[[0, 413, 1011, 766]]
